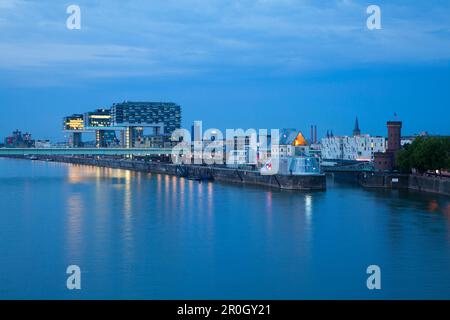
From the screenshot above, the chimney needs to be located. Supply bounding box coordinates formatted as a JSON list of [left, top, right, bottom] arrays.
[[314, 125, 318, 144]]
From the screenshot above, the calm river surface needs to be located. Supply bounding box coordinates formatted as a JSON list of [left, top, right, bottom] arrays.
[[0, 158, 449, 299]]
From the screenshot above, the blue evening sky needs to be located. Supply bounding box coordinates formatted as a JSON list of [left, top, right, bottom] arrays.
[[0, 0, 449, 141]]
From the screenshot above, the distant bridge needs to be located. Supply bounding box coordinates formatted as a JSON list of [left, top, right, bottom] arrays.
[[0, 148, 173, 156], [321, 161, 375, 173]]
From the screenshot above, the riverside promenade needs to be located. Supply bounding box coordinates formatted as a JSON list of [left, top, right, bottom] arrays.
[[31, 156, 327, 191]]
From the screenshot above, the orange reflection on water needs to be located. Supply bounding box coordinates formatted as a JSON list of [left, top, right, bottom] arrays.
[[428, 200, 439, 213], [67, 165, 89, 184], [123, 170, 132, 218], [122, 169, 135, 266], [179, 178, 186, 212], [171, 176, 178, 209], [188, 180, 194, 211], [156, 174, 162, 210], [65, 165, 104, 183], [164, 175, 170, 210]]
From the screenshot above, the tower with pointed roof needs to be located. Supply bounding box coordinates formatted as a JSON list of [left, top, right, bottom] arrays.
[[353, 117, 361, 136]]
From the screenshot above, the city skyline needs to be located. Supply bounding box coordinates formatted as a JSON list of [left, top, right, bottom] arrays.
[[0, 106, 444, 143]]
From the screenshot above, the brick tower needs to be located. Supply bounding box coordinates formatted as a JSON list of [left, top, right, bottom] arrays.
[[387, 121, 402, 152], [374, 120, 403, 172]]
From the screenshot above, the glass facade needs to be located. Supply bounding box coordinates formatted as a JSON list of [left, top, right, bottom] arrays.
[[84, 109, 112, 128], [62, 102, 181, 148], [111, 102, 181, 135], [63, 114, 84, 131]]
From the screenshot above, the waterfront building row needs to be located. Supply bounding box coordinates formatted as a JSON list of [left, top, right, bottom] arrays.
[[320, 118, 386, 162]]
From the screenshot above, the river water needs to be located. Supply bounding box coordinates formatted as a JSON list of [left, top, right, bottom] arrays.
[[0, 158, 449, 299]]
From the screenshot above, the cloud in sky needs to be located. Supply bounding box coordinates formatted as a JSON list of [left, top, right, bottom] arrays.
[[0, 0, 449, 85]]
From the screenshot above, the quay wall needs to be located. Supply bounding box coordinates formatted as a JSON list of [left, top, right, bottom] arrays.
[[41, 156, 326, 191], [408, 174, 450, 196], [359, 172, 450, 196]]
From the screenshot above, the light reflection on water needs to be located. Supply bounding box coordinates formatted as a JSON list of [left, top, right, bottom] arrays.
[[0, 158, 449, 299], [66, 193, 84, 261]]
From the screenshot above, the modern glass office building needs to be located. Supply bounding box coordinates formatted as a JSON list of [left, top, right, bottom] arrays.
[[111, 102, 181, 135], [84, 109, 112, 128], [63, 114, 84, 131], [83, 109, 116, 147], [63, 114, 84, 147], [62, 102, 181, 148]]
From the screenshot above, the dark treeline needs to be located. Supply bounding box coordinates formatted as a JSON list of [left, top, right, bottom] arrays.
[[396, 136, 450, 173]]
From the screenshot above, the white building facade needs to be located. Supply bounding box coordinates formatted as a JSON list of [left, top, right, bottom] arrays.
[[321, 134, 386, 161]]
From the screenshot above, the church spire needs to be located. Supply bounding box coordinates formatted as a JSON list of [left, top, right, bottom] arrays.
[[353, 116, 361, 136]]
